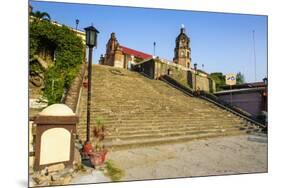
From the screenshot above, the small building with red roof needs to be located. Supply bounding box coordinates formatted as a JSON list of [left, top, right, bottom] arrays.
[[100, 32, 152, 69]]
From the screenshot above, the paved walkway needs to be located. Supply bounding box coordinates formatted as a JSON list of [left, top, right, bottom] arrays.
[[70, 134, 267, 184], [107, 134, 267, 181]]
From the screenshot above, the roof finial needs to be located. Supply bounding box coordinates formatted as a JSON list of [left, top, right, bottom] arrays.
[[181, 24, 185, 29]]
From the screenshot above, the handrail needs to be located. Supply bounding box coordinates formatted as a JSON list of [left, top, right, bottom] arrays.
[[64, 63, 87, 113], [159, 75, 194, 97], [75, 63, 87, 114], [159, 74, 266, 130]]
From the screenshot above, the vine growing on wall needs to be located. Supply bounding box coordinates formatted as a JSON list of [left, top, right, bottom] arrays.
[[29, 19, 84, 104]]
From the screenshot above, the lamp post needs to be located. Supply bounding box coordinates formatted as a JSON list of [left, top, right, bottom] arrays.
[[75, 19, 79, 30], [263, 77, 268, 112], [194, 63, 197, 91], [263, 77, 268, 86], [83, 25, 99, 155], [153, 42, 156, 56]]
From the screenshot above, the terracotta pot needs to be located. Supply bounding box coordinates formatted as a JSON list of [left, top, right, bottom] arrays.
[[83, 81, 88, 88], [82, 142, 93, 156], [89, 150, 108, 166]]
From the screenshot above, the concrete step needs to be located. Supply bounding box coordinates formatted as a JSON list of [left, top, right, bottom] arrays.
[[76, 121, 246, 131], [77, 121, 245, 130], [102, 130, 247, 151], [104, 127, 243, 141], [77, 125, 247, 140]]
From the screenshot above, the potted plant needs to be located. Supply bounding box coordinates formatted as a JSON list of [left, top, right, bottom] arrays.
[[82, 75, 88, 88], [89, 117, 108, 167]]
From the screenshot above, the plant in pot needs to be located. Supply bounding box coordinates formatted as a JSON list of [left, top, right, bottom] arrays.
[[89, 117, 108, 168], [82, 75, 88, 88]]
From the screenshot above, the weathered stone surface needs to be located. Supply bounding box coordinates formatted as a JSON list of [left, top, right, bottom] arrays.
[[32, 174, 49, 185], [62, 174, 72, 184], [29, 156, 34, 168], [47, 163, 65, 173], [50, 174, 61, 181], [40, 167, 48, 176], [73, 148, 82, 166], [31, 165, 77, 186], [50, 173, 72, 185]]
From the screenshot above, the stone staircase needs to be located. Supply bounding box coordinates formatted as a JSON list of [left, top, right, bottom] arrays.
[[77, 64, 258, 150]]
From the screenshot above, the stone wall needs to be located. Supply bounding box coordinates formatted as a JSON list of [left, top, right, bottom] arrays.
[[193, 73, 216, 92], [134, 58, 215, 92], [154, 60, 214, 92]]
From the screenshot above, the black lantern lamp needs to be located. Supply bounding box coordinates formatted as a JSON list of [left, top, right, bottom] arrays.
[[263, 77, 268, 86], [82, 25, 99, 157], [194, 63, 197, 71], [75, 19, 79, 30], [84, 26, 99, 48], [262, 77, 268, 97], [194, 63, 198, 92]]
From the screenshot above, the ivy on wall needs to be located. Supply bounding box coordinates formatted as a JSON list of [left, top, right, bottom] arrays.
[[29, 20, 84, 104]]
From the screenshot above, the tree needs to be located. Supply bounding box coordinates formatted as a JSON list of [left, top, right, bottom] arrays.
[[209, 72, 226, 91], [31, 11, 51, 21], [236, 72, 245, 84]]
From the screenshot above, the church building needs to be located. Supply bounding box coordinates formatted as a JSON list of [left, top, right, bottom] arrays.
[[100, 32, 152, 69], [100, 26, 215, 93]]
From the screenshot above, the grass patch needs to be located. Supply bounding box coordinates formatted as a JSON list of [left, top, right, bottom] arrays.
[[104, 160, 125, 181]]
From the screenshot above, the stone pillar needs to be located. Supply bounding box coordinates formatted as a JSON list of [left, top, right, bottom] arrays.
[[34, 104, 79, 171]]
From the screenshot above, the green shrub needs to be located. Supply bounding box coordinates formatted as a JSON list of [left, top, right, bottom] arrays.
[[29, 19, 84, 104]]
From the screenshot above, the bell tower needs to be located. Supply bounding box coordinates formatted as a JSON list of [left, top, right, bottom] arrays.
[[104, 32, 119, 66], [173, 25, 191, 68]]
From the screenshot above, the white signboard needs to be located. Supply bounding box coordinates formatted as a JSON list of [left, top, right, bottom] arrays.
[[225, 73, 237, 86]]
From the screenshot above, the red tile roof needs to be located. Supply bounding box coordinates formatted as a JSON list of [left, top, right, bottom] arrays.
[[120, 45, 152, 60]]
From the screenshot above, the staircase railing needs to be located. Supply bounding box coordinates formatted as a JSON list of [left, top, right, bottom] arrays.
[[64, 63, 87, 114], [75, 63, 87, 114], [159, 75, 194, 97], [159, 74, 267, 130]]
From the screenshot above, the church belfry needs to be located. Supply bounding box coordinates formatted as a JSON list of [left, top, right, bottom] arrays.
[[173, 25, 191, 68]]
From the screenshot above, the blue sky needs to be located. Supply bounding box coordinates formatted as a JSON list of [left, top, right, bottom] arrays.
[[30, 1, 267, 82]]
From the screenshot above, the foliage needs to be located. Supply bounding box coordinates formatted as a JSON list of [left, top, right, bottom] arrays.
[[30, 11, 51, 21], [209, 72, 226, 91], [96, 116, 104, 128], [29, 19, 84, 104], [236, 72, 245, 84], [29, 59, 44, 75], [104, 160, 125, 181], [93, 116, 105, 151]]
